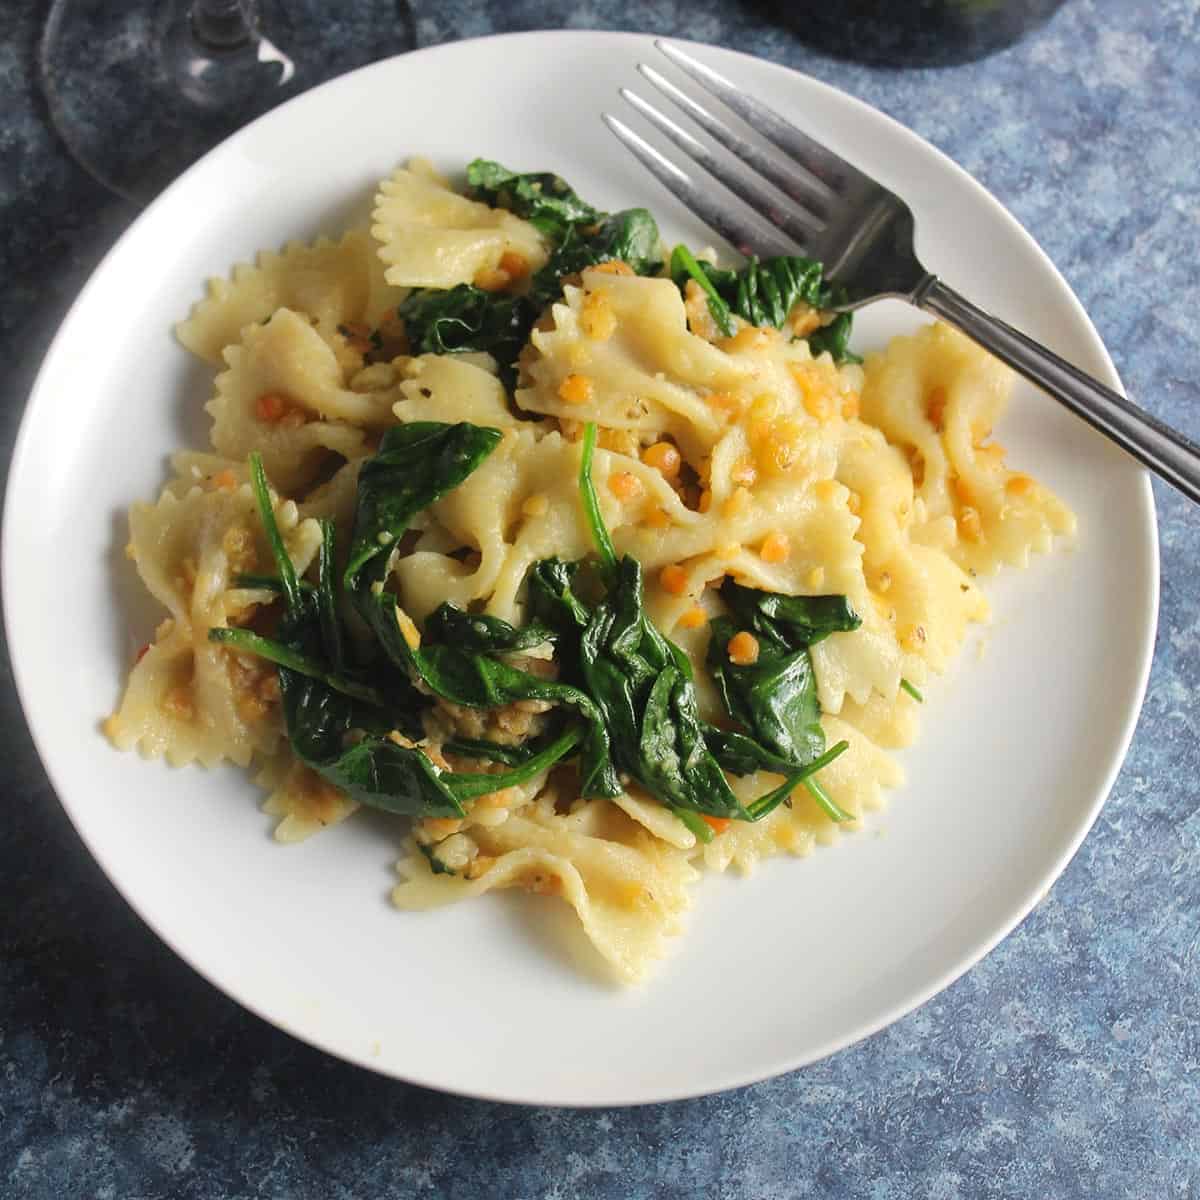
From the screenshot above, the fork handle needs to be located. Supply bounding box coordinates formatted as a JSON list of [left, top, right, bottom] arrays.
[[918, 277, 1200, 504]]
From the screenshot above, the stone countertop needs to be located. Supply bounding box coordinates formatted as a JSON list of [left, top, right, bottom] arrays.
[[2, 2, 1198, 1196]]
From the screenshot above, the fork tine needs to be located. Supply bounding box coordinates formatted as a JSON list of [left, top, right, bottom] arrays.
[[636, 63, 833, 225], [656, 40, 867, 195], [619, 88, 821, 251], [602, 114, 799, 259]]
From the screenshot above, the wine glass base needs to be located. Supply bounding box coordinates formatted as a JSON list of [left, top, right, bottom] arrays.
[[40, 0, 415, 205]]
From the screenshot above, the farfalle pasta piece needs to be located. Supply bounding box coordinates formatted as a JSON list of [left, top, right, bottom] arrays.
[[394, 802, 699, 983], [519, 271, 749, 461], [297, 456, 366, 544], [393, 353, 520, 429], [207, 308, 385, 493], [163, 451, 250, 498], [836, 688, 922, 750], [835, 424, 989, 680], [392, 428, 602, 623], [105, 477, 321, 767], [177, 230, 405, 365], [256, 751, 359, 843], [106, 625, 277, 768], [371, 158, 547, 288], [519, 269, 863, 466], [862, 322, 1076, 575]]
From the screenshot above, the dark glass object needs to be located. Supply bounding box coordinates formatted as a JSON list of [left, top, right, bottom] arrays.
[[780, 0, 1070, 67]]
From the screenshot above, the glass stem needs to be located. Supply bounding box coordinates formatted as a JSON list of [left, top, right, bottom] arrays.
[[190, 0, 259, 50]]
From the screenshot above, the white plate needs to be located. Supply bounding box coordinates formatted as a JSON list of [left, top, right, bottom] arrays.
[[3, 32, 1158, 1106]]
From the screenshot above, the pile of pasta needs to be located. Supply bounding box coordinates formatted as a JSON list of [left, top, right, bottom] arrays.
[[106, 159, 1075, 983]]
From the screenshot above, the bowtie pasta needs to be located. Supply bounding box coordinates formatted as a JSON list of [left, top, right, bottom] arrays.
[[106, 158, 1075, 984]]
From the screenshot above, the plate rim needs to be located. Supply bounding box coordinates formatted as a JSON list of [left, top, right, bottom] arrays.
[[2, 29, 1160, 1106]]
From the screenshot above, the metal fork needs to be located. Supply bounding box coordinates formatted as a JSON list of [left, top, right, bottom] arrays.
[[605, 40, 1200, 505]]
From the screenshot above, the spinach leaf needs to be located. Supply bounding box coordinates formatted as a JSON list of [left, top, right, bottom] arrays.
[[210, 455, 458, 815], [706, 616, 825, 768], [578, 422, 617, 576], [466, 159, 599, 240], [531, 543, 748, 820], [535, 209, 661, 293], [359, 586, 621, 800], [344, 421, 502, 586], [252, 451, 303, 612], [705, 726, 853, 823], [280, 675, 461, 816], [556, 431, 751, 821], [232, 573, 315, 596], [316, 519, 345, 674], [631, 656, 748, 821], [688, 254, 827, 328], [396, 286, 530, 382], [364, 596, 573, 716], [526, 558, 592, 635], [437, 724, 584, 802], [524, 557, 596, 698], [806, 311, 860, 364], [313, 720, 583, 816], [706, 579, 862, 823], [209, 626, 384, 708], [443, 724, 568, 767], [274, 627, 582, 819], [668, 247, 860, 363], [719, 578, 861, 649], [707, 578, 861, 767], [569, 562, 748, 821], [743, 740, 852, 823], [423, 603, 556, 654], [703, 726, 796, 777]]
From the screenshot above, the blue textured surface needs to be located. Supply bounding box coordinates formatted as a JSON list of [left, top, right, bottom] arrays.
[[2, 2, 1199, 1195]]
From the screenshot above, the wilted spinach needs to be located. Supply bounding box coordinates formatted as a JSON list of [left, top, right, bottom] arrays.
[[396, 286, 530, 369], [211, 455, 452, 816], [361, 586, 621, 801], [669, 243, 735, 337], [707, 619, 826, 769], [669, 245, 860, 363], [536, 423, 859, 836], [806, 311, 856, 363], [422, 603, 556, 654], [466, 159, 599, 241], [444, 724, 570, 767], [706, 578, 861, 822], [398, 160, 661, 387], [577, 554, 749, 825], [536, 208, 661, 288], [206, 409, 861, 837], [209, 437, 583, 820], [718, 579, 862, 649], [340, 419, 621, 799]]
